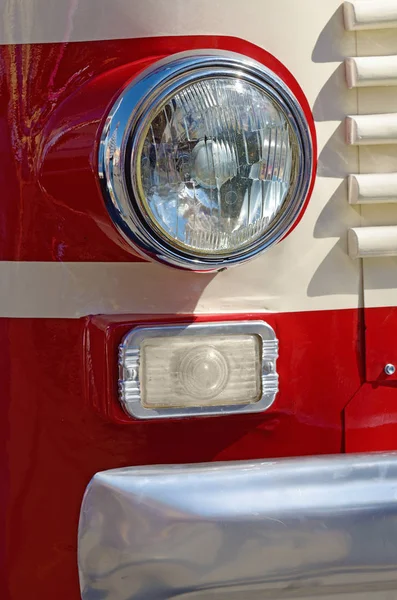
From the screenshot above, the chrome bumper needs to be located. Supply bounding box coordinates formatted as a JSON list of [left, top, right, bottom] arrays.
[[78, 453, 397, 599]]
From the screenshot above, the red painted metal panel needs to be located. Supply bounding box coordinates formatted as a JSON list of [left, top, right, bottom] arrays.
[[365, 306, 397, 383], [0, 308, 361, 598], [345, 382, 397, 452], [342, 305, 397, 451]]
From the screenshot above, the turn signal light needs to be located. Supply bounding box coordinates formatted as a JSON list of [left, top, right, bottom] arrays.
[[118, 321, 279, 419]]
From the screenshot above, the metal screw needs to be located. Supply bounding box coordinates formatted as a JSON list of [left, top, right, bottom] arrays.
[[263, 361, 274, 374], [128, 367, 138, 380], [384, 363, 396, 376]]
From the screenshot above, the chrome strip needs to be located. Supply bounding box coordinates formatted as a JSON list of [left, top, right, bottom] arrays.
[[78, 453, 397, 599]]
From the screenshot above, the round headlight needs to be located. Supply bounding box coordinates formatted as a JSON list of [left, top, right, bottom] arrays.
[[99, 50, 314, 271]]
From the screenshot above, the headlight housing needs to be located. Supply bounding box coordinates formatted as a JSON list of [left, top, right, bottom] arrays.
[[99, 50, 314, 271]]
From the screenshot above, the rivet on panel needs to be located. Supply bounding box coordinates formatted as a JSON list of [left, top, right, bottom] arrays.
[[384, 364, 396, 376]]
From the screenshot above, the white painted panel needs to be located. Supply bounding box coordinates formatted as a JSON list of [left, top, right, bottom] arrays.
[[345, 55, 397, 88], [363, 257, 397, 308], [344, 0, 397, 31], [346, 113, 397, 145], [0, 257, 361, 319], [0, 0, 352, 54], [348, 173, 397, 204]]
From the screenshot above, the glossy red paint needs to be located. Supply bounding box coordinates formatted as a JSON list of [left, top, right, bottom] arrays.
[[0, 36, 316, 263], [345, 383, 397, 452], [343, 304, 397, 452], [1, 308, 361, 599], [365, 305, 397, 382]]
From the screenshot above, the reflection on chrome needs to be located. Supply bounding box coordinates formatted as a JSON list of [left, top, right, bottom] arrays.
[[79, 453, 397, 599]]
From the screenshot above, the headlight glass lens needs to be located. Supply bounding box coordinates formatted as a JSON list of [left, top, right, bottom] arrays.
[[137, 77, 298, 255]]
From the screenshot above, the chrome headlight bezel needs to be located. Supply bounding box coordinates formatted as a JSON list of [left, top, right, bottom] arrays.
[[98, 49, 314, 271]]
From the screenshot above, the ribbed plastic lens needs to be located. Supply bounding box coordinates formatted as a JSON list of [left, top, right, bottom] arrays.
[[140, 334, 262, 409], [138, 77, 296, 255]]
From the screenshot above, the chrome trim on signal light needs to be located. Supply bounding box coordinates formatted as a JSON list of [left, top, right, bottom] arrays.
[[118, 320, 279, 419], [98, 50, 313, 271]]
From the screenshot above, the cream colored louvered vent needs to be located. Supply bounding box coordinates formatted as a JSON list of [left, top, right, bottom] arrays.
[[344, 0, 397, 259], [344, 0, 397, 30]]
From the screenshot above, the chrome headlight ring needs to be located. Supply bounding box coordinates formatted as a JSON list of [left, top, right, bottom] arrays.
[[98, 49, 314, 272]]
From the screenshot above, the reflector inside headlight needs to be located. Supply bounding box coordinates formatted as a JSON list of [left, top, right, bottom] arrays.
[[99, 50, 313, 270], [138, 77, 295, 255]]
